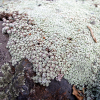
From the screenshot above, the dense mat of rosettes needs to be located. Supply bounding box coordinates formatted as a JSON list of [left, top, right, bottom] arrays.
[[2, 11, 68, 86], [1, 11, 100, 88]]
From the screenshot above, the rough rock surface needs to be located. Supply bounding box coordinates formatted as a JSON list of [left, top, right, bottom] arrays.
[[0, 21, 11, 75]]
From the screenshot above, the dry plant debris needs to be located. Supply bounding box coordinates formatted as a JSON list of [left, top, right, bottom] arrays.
[[72, 85, 83, 100], [87, 26, 97, 43]]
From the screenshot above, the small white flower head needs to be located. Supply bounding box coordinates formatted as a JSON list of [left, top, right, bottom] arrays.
[[7, 30, 11, 34], [2, 18, 6, 22], [2, 23, 6, 27]]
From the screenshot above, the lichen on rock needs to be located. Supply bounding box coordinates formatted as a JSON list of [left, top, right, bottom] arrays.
[[0, 61, 25, 100]]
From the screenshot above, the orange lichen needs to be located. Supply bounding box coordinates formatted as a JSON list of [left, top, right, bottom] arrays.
[[43, 37, 45, 39], [29, 33, 31, 35]]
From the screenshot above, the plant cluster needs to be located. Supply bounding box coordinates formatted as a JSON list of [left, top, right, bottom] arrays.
[[1, 0, 100, 89]]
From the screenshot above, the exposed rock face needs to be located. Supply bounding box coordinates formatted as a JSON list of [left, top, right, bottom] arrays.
[[0, 21, 11, 68]]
